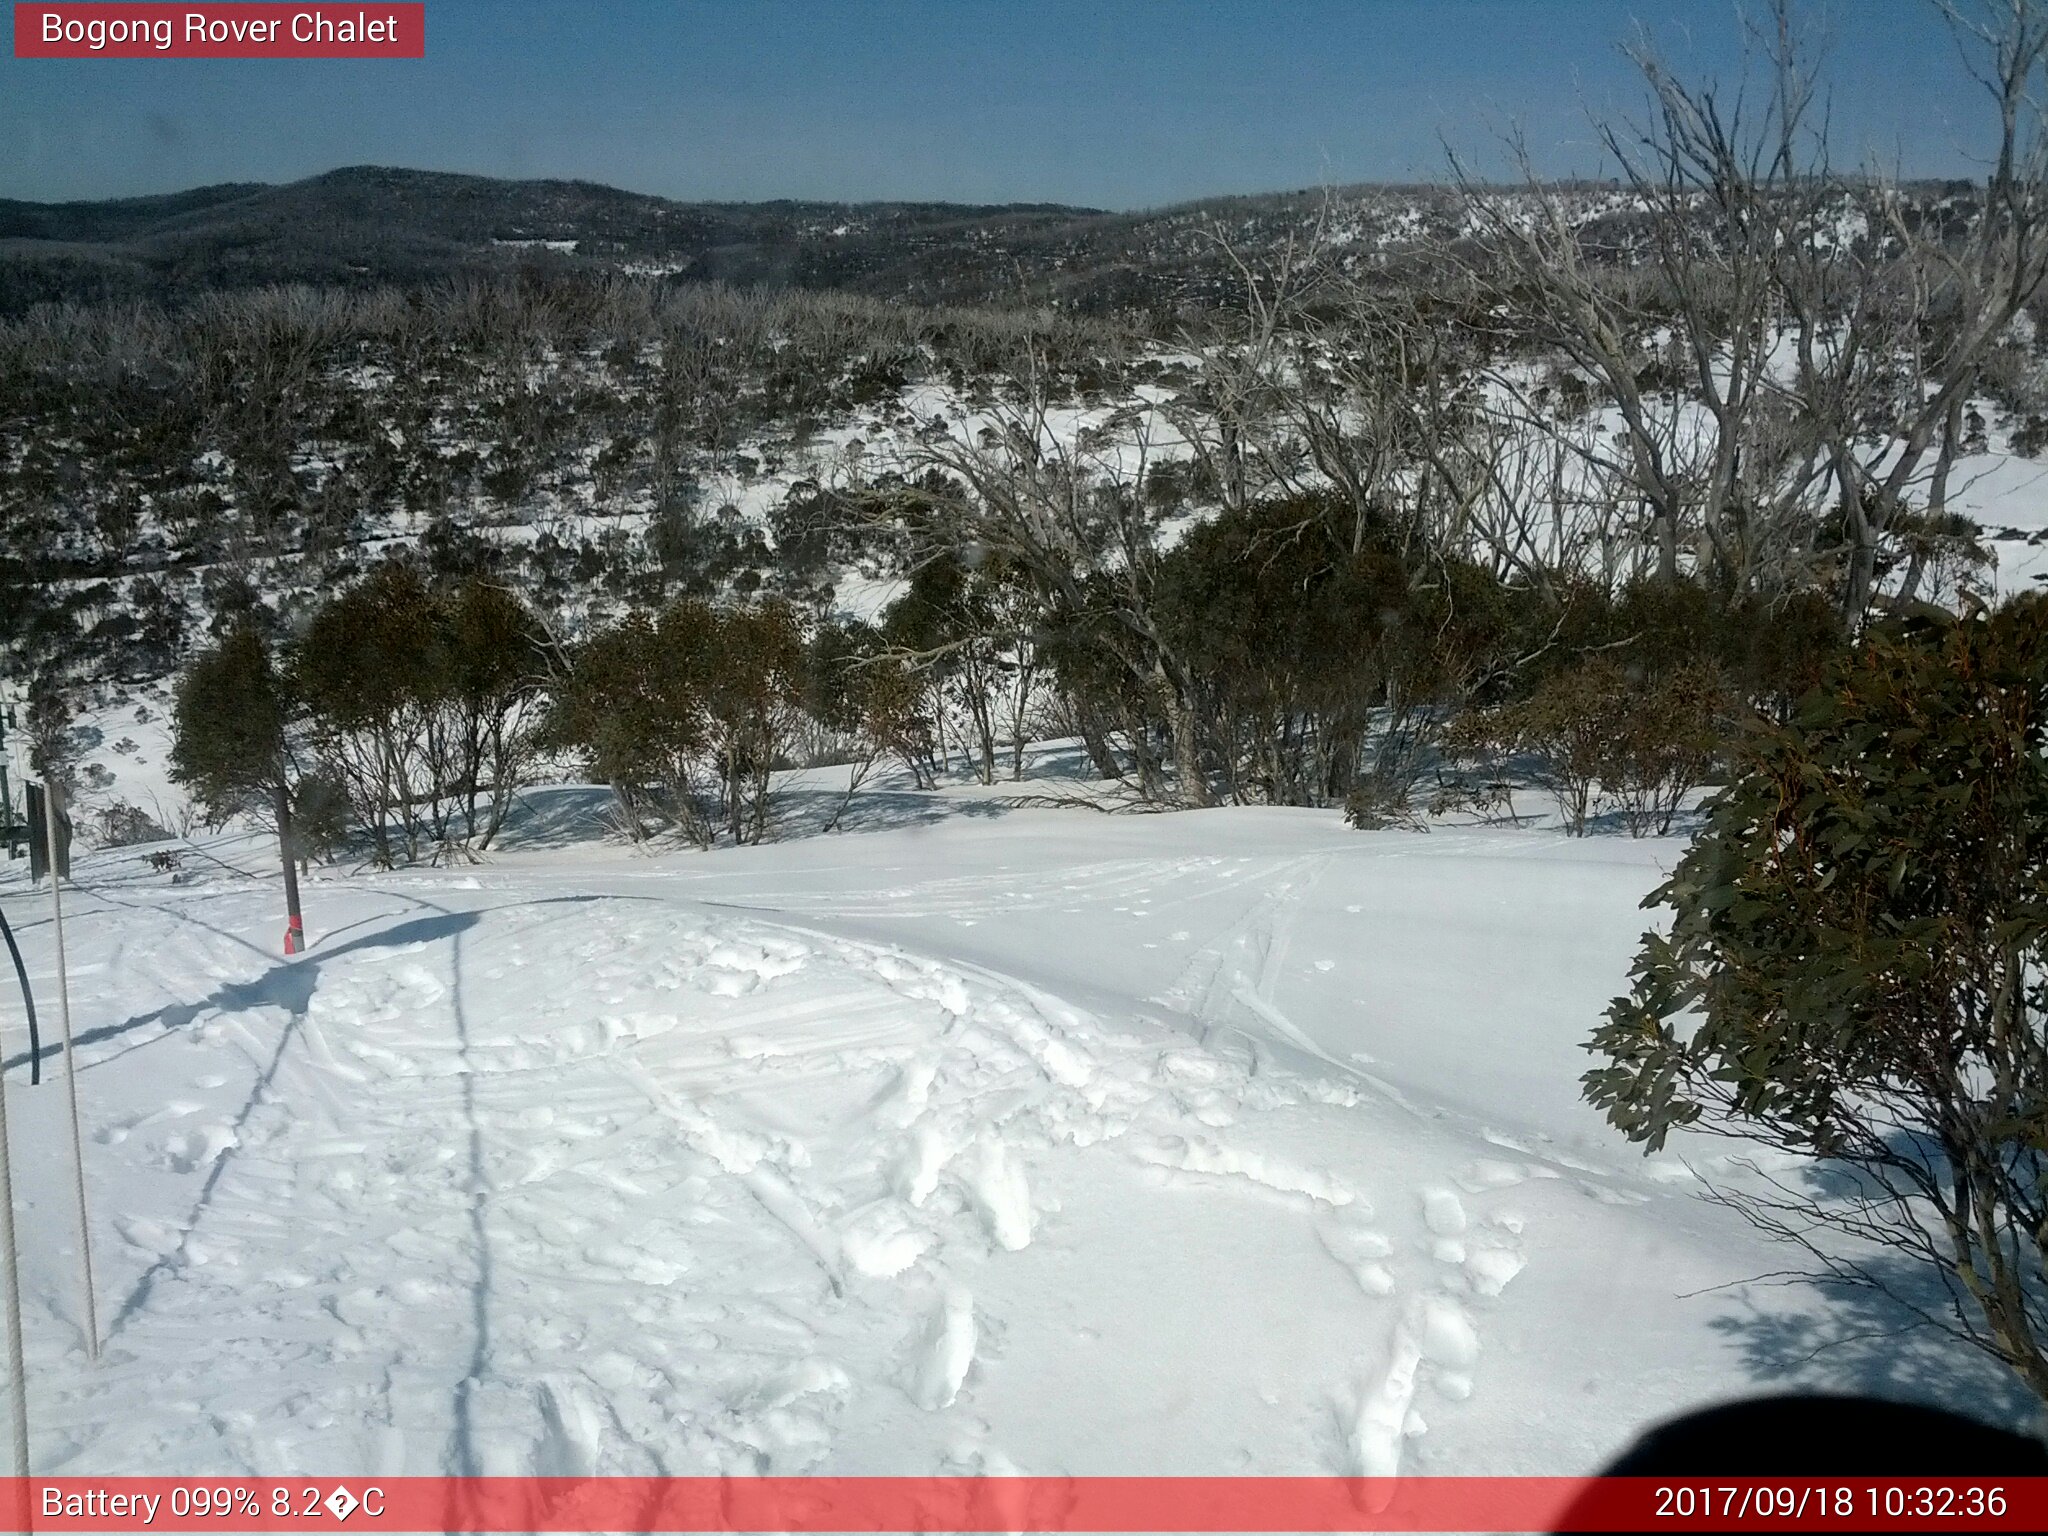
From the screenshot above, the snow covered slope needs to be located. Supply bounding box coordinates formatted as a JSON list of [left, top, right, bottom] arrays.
[[1955, 447, 2048, 597], [0, 805, 2031, 1482]]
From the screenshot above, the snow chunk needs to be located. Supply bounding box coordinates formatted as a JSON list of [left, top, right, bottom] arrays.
[[904, 1288, 977, 1409]]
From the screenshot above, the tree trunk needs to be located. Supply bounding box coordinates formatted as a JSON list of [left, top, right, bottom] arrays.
[[609, 779, 646, 843], [1160, 681, 1210, 808], [1073, 699, 1121, 780], [1842, 523, 1880, 630], [1837, 468, 1883, 628]]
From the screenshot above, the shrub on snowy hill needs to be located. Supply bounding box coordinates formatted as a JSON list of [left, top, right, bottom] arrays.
[[1430, 577, 1847, 836], [21, 673, 80, 792], [1147, 494, 1515, 817], [89, 800, 171, 849], [802, 618, 938, 806], [878, 550, 1041, 788], [292, 565, 549, 866], [1587, 596, 2048, 1405], [1470, 656, 1732, 838], [544, 597, 807, 848], [539, 609, 697, 843]]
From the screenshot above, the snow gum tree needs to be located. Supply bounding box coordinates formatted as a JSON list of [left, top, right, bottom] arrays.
[[1586, 598, 2048, 1403], [878, 552, 1037, 787], [1442, 0, 2048, 624], [295, 564, 440, 867], [802, 618, 932, 826], [696, 599, 807, 845], [293, 566, 546, 864], [543, 609, 706, 845], [168, 625, 307, 952], [546, 599, 806, 847]]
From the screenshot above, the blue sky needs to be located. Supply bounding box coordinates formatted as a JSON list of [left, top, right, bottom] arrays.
[[0, 1, 1990, 209]]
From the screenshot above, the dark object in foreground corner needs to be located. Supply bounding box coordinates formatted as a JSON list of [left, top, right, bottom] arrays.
[[1598, 1394, 2048, 1474], [1555, 1394, 2048, 1532]]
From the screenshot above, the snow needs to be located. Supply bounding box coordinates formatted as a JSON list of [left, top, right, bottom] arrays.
[[54, 689, 184, 840], [1949, 446, 2048, 596], [0, 792, 2033, 1481]]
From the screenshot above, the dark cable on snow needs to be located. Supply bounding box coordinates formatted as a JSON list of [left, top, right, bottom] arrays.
[[174, 837, 262, 880], [0, 905, 37, 1087]]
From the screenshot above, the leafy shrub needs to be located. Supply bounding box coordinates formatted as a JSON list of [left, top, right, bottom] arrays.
[[546, 598, 806, 846], [1608, 663, 1732, 837], [1474, 655, 1730, 836], [293, 564, 545, 864], [1587, 599, 2048, 1403]]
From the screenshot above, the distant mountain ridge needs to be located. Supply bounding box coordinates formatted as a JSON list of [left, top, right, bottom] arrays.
[[0, 163, 1978, 319], [0, 164, 1520, 316], [0, 165, 1131, 314]]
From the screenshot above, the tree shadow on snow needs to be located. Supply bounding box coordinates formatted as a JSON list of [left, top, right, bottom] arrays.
[[2, 910, 484, 1079], [491, 785, 617, 852], [770, 785, 1012, 839], [91, 907, 479, 1345], [494, 779, 1018, 857], [1709, 1234, 2040, 1429]]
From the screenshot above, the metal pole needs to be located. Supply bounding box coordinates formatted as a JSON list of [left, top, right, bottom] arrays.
[[42, 779, 98, 1361], [0, 1033, 30, 1476]]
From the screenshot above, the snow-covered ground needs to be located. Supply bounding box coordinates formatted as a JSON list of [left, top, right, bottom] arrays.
[[1955, 446, 2048, 596], [0, 784, 2033, 1482]]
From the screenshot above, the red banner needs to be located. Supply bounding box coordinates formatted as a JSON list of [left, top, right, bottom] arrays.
[[13, 4, 423, 59], [2, 1476, 2045, 1532]]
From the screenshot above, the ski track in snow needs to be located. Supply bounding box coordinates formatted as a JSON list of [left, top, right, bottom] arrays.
[[4, 824, 1875, 1480], [1135, 850, 1556, 1475]]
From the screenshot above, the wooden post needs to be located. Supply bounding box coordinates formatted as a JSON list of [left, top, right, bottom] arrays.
[[275, 782, 304, 954]]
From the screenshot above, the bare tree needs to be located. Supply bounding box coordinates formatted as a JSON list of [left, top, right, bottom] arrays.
[[890, 333, 1217, 806], [1781, 0, 2048, 620], [1444, 0, 2048, 623]]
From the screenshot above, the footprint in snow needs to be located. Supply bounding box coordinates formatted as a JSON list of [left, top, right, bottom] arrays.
[[1347, 1295, 1481, 1478], [1420, 1187, 1468, 1262], [841, 1203, 935, 1279], [162, 1124, 239, 1174], [115, 1215, 183, 1255], [894, 1124, 961, 1207], [1454, 1159, 1536, 1193], [1316, 1213, 1396, 1296], [954, 1136, 1034, 1251], [904, 1287, 977, 1410], [1426, 1180, 1529, 1299], [1464, 1242, 1526, 1298]]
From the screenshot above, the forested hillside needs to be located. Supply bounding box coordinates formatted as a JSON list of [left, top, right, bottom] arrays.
[[4, 11, 2047, 858]]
